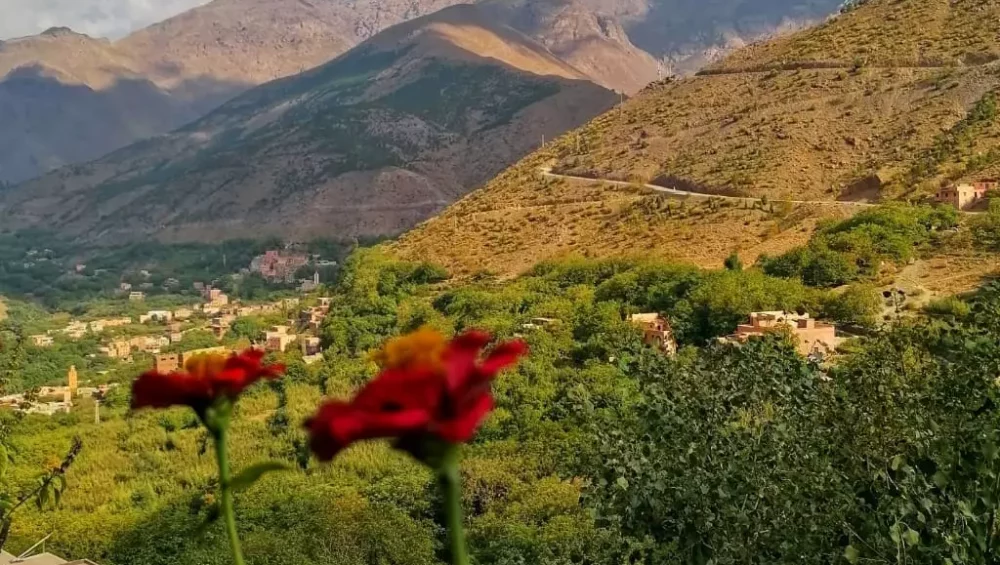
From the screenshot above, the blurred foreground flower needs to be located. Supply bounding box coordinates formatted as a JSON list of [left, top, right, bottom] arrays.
[[132, 348, 283, 414], [305, 328, 527, 460], [131, 349, 286, 565], [305, 328, 527, 565]]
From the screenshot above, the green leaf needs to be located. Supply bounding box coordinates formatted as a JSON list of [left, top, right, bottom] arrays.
[[230, 461, 290, 493], [36, 484, 49, 510], [890, 454, 905, 471], [615, 477, 629, 490], [903, 528, 920, 547], [844, 545, 860, 564]]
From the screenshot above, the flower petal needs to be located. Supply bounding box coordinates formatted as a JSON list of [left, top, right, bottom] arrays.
[[435, 392, 494, 443], [479, 340, 528, 380], [443, 330, 491, 393]]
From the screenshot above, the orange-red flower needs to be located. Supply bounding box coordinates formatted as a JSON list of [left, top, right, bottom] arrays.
[[306, 329, 527, 462], [132, 348, 284, 412]]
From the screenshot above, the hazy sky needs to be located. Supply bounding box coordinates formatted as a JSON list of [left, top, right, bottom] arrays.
[[0, 0, 212, 40]]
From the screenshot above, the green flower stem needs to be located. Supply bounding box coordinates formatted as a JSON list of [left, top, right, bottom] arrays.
[[439, 445, 470, 565], [215, 426, 246, 565]]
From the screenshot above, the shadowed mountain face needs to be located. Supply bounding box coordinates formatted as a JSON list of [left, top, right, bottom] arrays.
[[0, 65, 241, 184], [0, 5, 617, 243], [0, 28, 247, 184]]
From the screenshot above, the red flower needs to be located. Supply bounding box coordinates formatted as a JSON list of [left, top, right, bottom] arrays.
[[132, 348, 284, 412], [306, 329, 527, 462]]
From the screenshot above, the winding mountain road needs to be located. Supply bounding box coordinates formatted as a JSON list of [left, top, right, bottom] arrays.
[[539, 167, 879, 208]]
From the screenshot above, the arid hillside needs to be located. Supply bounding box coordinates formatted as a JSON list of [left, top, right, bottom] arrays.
[[391, 0, 1000, 276], [0, 5, 617, 243], [712, 0, 1000, 71]]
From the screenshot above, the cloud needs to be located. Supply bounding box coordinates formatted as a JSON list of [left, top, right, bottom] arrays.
[[0, 0, 212, 40]]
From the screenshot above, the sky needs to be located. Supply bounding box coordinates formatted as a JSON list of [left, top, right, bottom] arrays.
[[0, 0, 212, 40]]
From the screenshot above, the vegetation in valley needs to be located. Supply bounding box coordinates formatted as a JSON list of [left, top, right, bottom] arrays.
[[6, 250, 973, 565], [0, 230, 357, 309]]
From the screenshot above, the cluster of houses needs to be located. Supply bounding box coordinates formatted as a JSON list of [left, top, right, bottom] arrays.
[[935, 179, 999, 210], [299, 297, 332, 333], [0, 365, 116, 416], [250, 250, 310, 283], [30, 317, 133, 345], [625, 310, 839, 360]]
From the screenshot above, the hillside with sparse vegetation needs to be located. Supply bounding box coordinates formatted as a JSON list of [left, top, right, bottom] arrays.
[[392, 0, 1000, 277]]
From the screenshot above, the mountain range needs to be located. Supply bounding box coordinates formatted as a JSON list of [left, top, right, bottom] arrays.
[[0, 4, 618, 242], [0, 0, 844, 185]]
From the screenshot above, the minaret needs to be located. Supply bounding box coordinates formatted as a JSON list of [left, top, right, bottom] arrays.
[[313, 271, 320, 285], [67, 365, 78, 397]]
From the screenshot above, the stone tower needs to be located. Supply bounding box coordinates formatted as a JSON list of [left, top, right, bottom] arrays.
[[67, 365, 78, 397]]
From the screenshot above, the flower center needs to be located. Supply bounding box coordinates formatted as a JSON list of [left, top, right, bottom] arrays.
[[371, 327, 447, 372], [184, 353, 228, 379]]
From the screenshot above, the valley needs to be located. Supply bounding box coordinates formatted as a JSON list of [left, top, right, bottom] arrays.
[[6, 1, 1000, 565]]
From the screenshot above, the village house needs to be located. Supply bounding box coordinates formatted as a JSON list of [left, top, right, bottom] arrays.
[[61, 321, 88, 339], [173, 307, 194, 321], [29, 334, 54, 348], [99, 339, 132, 360], [155, 346, 230, 373], [119, 282, 132, 292], [128, 291, 145, 301], [250, 250, 310, 283], [936, 180, 999, 210], [299, 307, 327, 332], [299, 271, 321, 292], [88, 317, 131, 333], [629, 313, 678, 355], [202, 288, 230, 312], [129, 335, 170, 354], [302, 336, 322, 356], [265, 325, 295, 352], [153, 353, 180, 373], [139, 310, 173, 324], [726, 311, 840, 357], [211, 315, 236, 338]]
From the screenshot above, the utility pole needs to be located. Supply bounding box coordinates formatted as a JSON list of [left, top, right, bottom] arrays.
[[94, 400, 100, 424]]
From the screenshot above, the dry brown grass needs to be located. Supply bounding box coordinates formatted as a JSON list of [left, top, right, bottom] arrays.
[[711, 0, 1000, 72], [391, 0, 1000, 277], [556, 64, 1000, 203], [392, 152, 854, 276]]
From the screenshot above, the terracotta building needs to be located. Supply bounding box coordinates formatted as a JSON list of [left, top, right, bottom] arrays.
[[250, 250, 309, 283], [629, 313, 678, 355], [154, 353, 180, 373], [729, 311, 839, 357], [99, 339, 132, 359], [936, 180, 998, 210], [265, 325, 295, 352]]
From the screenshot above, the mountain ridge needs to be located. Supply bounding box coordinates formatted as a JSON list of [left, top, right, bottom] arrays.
[[0, 4, 618, 244], [0, 0, 847, 184]]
